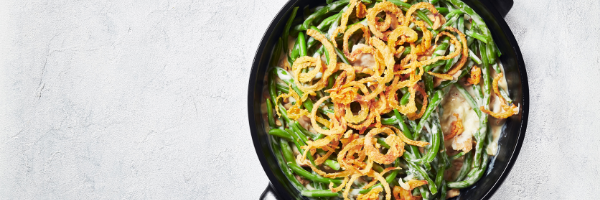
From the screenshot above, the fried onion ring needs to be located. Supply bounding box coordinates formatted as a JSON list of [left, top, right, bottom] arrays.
[[466, 66, 481, 85], [367, 1, 404, 40], [444, 113, 464, 140], [364, 127, 405, 164]]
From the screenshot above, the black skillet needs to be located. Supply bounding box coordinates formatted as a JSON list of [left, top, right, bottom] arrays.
[[248, 0, 528, 199]]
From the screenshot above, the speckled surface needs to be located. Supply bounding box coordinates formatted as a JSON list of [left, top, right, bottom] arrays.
[[0, 0, 597, 199]]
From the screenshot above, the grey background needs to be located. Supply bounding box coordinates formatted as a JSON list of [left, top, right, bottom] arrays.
[[0, 0, 597, 199]]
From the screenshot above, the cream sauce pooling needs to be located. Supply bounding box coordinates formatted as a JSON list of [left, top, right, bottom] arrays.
[[350, 43, 376, 68], [440, 64, 510, 156], [486, 68, 509, 155], [441, 86, 480, 152]]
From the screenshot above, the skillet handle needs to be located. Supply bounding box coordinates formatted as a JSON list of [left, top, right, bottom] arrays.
[[259, 183, 280, 200], [489, 0, 514, 18]]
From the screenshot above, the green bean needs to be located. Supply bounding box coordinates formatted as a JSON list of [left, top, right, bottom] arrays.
[[280, 138, 296, 165], [495, 43, 502, 57], [434, 6, 448, 14], [443, 45, 459, 73], [413, 90, 444, 139], [465, 29, 488, 44], [270, 37, 283, 68], [393, 109, 421, 158], [290, 24, 303, 38], [388, 0, 433, 27], [308, 26, 351, 66], [294, 121, 318, 139], [291, 122, 311, 143], [493, 62, 501, 74], [301, 0, 350, 30], [360, 159, 401, 194], [301, 189, 340, 197], [283, 7, 299, 51], [435, 163, 445, 189], [458, 16, 465, 34], [289, 81, 314, 112], [478, 41, 492, 95], [412, 120, 442, 165], [284, 126, 316, 166], [289, 162, 343, 184], [377, 138, 391, 149], [381, 116, 398, 125], [275, 82, 290, 93], [500, 88, 513, 104], [266, 99, 277, 128], [317, 12, 342, 31], [400, 92, 410, 105], [402, 46, 412, 56], [335, 45, 351, 65], [469, 48, 483, 64], [486, 41, 497, 65], [271, 137, 304, 190], [325, 159, 341, 170], [268, 128, 292, 141], [445, 8, 463, 18], [424, 74, 434, 95], [455, 151, 472, 181], [448, 153, 489, 188], [406, 159, 438, 195], [440, 180, 448, 200], [447, 0, 493, 44], [454, 83, 482, 117], [268, 70, 279, 102], [297, 32, 308, 57], [450, 152, 466, 160], [436, 61, 473, 90], [372, 163, 384, 173], [424, 37, 450, 72], [288, 38, 300, 64]]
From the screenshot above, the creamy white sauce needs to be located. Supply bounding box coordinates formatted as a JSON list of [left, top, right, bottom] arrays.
[[486, 66, 509, 155], [351, 43, 377, 68], [441, 86, 479, 152], [440, 63, 511, 156]]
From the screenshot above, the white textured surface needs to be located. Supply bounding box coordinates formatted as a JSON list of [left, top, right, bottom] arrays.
[[0, 0, 597, 199]]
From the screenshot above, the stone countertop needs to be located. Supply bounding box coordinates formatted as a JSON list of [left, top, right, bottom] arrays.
[[0, 0, 597, 199]]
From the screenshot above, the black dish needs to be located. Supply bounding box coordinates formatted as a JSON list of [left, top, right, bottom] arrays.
[[248, 0, 528, 199]]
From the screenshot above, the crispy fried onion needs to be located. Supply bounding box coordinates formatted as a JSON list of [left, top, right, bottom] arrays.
[[270, 2, 496, 199], [274, 85, 309, 120], [292, 29, 339, 101], [406, 83, 428, 120], [389, 126, 429, 147], [331, 0, 361, 43], [444, 113, 464, 140], [410, 20, 433, 55], [393, 180, 427, 200], [480, 73, 519, 119], [387, 26, 417, 56], [337, 137, 373, 174], [427, 71, 454, 80], [367, 1, 404, 41], [357, 187, 383, 200], [404, 2, 442, 27], [364, 127, 405, 164], [443, 27, 469, 75], [356, 1, 368, 18], [311, 97, 347, 136], [343, 24, 373, 61], [466, 66, 481, 85]]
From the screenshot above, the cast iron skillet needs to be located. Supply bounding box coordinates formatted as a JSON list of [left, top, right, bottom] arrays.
[[248, 0, 528, 199]]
